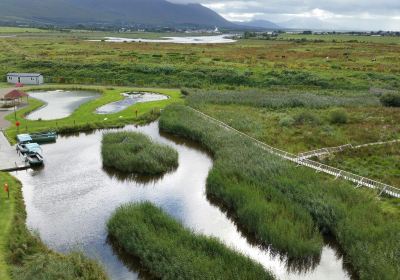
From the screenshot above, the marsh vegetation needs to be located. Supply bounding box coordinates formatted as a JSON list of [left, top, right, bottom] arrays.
[[102, 131, 178, 175], [107, 202, 273, 280]]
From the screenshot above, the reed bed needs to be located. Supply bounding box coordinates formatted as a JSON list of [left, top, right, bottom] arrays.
[[159, 104, 400, 279], [186, 89, 380, 109], [102, 132, 178, 175], [107, 202, 274, 280]]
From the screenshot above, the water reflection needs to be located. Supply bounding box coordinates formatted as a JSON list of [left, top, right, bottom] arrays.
[[96, 92, 168, 115], [14, 122, 352, 280], [27, 90, 99, 120]]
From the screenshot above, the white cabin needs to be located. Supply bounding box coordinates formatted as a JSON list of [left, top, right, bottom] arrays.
[[7, 73, 44, 85]]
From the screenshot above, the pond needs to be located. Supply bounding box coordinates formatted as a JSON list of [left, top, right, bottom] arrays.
[[90, 34, 236, 44], [14, 122, 352, 280], [26, 90, 99, 120], [96, 92, 168, 115]]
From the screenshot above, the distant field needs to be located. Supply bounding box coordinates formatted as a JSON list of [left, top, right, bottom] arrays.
[[0, 26, 47, 33], [0, 30, 399, 90], [278, 33, 400, 44]]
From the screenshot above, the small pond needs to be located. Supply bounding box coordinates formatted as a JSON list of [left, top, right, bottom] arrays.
[[14, 122, 353, 280], [90, 35, 236, 44], [96, 92, 168, 115], [27, 90, 99, 120]]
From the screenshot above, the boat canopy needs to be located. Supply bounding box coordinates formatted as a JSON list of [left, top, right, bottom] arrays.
[[25, 143, 42, 153], [17, 134, 32, 143]]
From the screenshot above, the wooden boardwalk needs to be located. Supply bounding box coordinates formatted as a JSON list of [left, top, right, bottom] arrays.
[[188, 107, 400, 198], [0, 131, 29, 172]]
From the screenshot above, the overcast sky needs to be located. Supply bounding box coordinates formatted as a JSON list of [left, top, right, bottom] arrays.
[[170, 0, 400, 31]]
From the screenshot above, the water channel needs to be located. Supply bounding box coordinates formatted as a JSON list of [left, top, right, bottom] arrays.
[[14, 122, 352, 280]]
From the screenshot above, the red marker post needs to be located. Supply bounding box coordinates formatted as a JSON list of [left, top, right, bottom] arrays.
[[16, 121, 20, 133], [4, 183, 9, 199]]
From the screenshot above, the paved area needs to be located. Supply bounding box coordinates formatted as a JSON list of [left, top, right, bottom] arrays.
[[0, 131, 29, 171]]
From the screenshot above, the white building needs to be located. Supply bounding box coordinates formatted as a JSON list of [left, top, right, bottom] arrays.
[[6, 73, 44, 85]]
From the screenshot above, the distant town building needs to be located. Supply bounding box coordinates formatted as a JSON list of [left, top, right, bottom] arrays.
[[6, 73, 44, 85]]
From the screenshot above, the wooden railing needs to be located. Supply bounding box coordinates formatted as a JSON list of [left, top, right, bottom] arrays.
[[188, 107, 400, 198]]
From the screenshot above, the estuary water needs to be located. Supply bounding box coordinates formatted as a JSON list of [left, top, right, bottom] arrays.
[[90, 34, 236, 44], [14, 122, 352, 280]]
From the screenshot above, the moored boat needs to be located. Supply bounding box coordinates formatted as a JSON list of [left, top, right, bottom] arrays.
[[24, 143, 44, 166], [29, 131, 57, 143], [16, 134, 33, 154]]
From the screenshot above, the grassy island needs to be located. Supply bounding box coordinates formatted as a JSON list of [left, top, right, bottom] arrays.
[[107, 202, 273, 280], [102, 131, 178, 175]]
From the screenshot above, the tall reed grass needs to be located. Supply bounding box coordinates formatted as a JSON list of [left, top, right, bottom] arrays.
[[107, 202, 274, 280], [102, 132, 178, 175], [159, 104, 400, 279], [186, 89, 380, 109]]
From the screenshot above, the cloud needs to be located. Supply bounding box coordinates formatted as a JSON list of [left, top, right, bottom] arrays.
[[169, 0, 400, 30]]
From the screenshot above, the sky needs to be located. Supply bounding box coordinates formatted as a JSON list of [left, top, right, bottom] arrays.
[[170, 0, 400, 31]]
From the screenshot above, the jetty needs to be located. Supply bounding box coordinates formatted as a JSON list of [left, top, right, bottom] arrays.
[[0, 130, 29, 171]]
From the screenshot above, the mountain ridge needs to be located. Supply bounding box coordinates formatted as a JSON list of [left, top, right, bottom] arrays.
[[0, 0, 235, 28]]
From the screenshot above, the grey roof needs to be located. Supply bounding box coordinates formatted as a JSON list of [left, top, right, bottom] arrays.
[[7, 73, 42, 77]]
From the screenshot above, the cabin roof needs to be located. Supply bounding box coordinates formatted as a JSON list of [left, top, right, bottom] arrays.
[[4, 89, 28, 100], [7, 73, 42, 77]]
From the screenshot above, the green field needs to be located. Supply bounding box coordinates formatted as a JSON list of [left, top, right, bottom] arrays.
[[278, 33, 400, 44], [0, 30, 399, 91], [0, 27, 47, 33]]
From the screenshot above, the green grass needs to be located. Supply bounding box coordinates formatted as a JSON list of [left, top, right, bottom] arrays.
[[0, 27, 47, 33], [187, 90, 400, 153], [102, 131, 178, 175], [0, 173, 14, 280], [0, 172, 108, 280], [160, 104, 400, 279], [5, 84, 183, 143], [107, 201, 274, 280], [318, 142, 400, 187], [278, 33, 400, 44]]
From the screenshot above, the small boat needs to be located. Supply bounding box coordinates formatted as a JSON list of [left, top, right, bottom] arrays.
[[24, 143, 44, 166], [29, 131, 57, 143], [16, 134, 33, 154]]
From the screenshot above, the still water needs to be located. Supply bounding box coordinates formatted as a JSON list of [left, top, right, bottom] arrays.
[[14, 122, 351, 280], [90, 35, 236, 44], [27, 90, 99, 120], [96, 92, 168, 115]]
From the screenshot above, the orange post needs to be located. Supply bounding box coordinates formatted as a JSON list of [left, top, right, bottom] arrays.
[[4, 183, 9, 199]]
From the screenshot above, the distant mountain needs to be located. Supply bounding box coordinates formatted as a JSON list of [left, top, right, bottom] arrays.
[[0, 0, 235, 28], [279, 18, 337, 30], [235, 20, 281, 30]]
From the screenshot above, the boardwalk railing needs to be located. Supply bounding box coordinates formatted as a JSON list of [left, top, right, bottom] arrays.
[[187, 107, 400, 198], [297, 139, 400, 160]]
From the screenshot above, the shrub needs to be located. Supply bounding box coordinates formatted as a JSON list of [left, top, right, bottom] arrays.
[[102, 132, 178, 175], [380, 93, 400, 107], [108, 202, 273, 280], [293, 112, 321, 125], [279, 116, 295, 127], [329, 110, 348, 124]]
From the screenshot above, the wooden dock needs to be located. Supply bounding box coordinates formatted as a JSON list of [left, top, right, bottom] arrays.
[[0, 131, 29, 172]]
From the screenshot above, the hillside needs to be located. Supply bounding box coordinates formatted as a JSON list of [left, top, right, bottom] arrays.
[[0, 0, 235, 28]]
